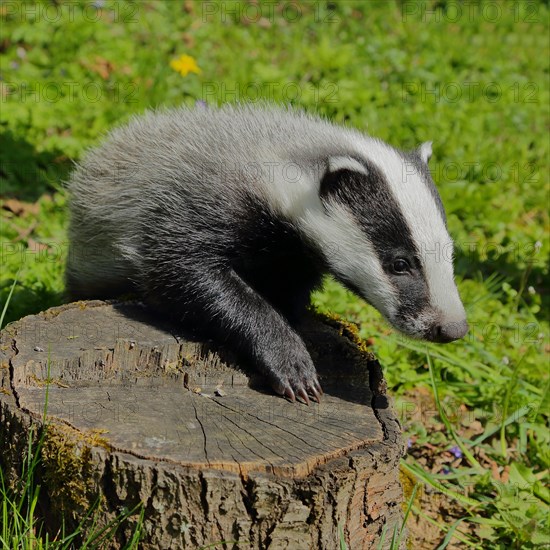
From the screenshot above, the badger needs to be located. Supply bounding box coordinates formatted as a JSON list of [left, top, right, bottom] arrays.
[[66, 103, 468, 404]]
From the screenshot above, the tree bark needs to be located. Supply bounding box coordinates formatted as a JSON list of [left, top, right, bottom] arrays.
[[0, 300, 405, 549]]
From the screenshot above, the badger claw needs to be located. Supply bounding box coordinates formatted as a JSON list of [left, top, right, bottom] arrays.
[[272, 372, 324, 404], [296, 387, 310, 405], [266, 344, 322, 405], [283, 386, 296, 402], [308, 386, 322, 403]]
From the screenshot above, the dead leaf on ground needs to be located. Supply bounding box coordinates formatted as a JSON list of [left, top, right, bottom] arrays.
[[27, 239, 51, 253], [2, 198, 40, 217], [83, 56, 115, 80]]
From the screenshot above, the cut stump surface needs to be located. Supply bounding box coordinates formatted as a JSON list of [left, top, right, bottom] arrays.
[[0, 301, 405, 549]]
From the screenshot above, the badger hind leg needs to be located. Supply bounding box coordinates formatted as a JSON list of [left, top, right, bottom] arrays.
[[65, 270, 135, 301], [65, 243, 136, 301]]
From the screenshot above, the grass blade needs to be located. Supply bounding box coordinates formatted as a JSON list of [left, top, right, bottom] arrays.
[[0, 274, 18, 329], [426, 353, 483, 472], [401, 461, 480, 509]]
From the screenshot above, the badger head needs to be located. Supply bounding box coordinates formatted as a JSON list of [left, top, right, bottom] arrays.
[[308, 140, 468, 343]]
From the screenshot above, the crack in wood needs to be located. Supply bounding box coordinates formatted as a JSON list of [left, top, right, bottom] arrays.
[[227, 394, 370, 448], [211, 397, 318, 460], [8, 339, 21, 409], [207, 399, 282, 471], [190, 394, 210, 467], [219, 413, 268, 465]]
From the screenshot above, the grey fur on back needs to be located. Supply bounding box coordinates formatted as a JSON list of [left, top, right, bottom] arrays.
[[66, 103, 367, 296]]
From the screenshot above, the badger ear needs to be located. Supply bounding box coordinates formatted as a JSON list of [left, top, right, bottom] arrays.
[[418, 141, 433, 164], [320, 156, 368, 198]]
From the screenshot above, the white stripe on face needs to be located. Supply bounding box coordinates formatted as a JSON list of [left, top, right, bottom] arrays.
[[300, 201, 399, 318], [355, 138, 466, 323]]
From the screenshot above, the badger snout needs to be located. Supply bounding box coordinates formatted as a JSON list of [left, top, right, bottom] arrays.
[[428, 319, 469, 343]]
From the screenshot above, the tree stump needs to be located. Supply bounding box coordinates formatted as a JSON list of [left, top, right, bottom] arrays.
[[0, 300, 405, 549]]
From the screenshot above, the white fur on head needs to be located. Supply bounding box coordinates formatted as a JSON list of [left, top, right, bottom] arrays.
[[301, 202, 399, 318], [262, 130, 465, 331]]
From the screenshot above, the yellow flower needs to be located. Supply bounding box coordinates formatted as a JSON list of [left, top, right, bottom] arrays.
[[170, 54, 201, 77]]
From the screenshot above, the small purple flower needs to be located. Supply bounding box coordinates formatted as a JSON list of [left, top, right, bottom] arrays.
[[195, 100, 208, 109], [450, 445, 463, 459], [406, 438, 413, 449], [441, 467, 451, 475]]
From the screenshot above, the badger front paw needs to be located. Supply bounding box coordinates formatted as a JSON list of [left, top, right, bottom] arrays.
[[265, 347, 323, 405]]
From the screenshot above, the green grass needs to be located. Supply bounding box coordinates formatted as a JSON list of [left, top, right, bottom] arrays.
[[1, 1, 548, 548], [0, 339, 144, 548], [2, 459, 144, 549]]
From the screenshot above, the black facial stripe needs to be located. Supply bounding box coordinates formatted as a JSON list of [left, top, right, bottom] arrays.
[[321, 161, 419, 265], [401, 150, 447, 225], [320, 160, 431, 319]]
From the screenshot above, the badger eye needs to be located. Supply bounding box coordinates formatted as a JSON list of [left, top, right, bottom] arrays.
[[392, 258, 410, 274]]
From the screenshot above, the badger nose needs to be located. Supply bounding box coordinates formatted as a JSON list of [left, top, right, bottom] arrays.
[[431, 320, 469, 343]]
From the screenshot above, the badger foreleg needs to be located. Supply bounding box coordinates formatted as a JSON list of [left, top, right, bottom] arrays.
[[146, 266, 323, 404]]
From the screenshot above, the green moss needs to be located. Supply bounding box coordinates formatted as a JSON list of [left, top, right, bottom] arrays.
[[315, 310, 375, 359], [40, 422, 110, 513], [399, 466, 421, 514]]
